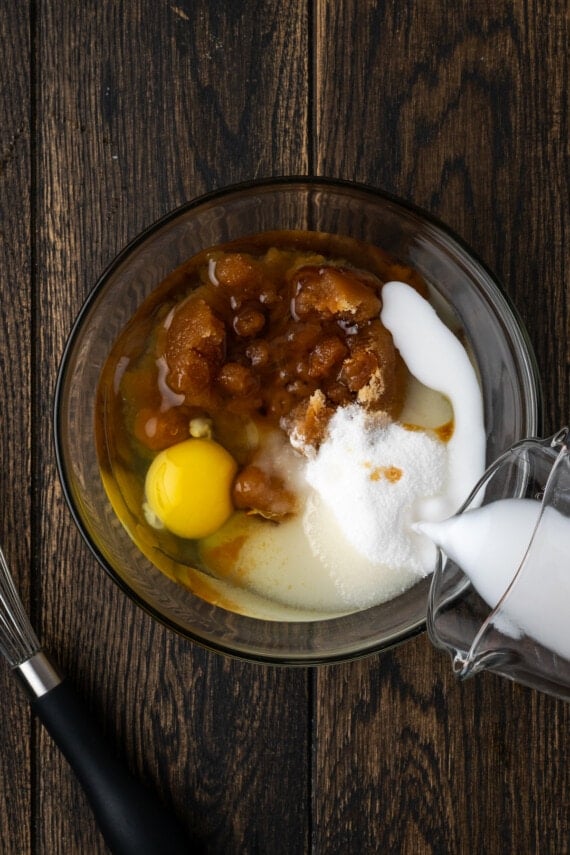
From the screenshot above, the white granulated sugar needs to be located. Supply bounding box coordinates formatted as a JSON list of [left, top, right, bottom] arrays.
[[302, 492, 425, 609], [303, 405, 447, 606]]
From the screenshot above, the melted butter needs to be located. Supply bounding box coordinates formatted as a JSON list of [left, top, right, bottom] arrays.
[[402, 419, 454, 443], [373, 465, 403, 482], [177, 568, 243, 614], [201, 530, 249, 586], [434, 420, 454, 443]]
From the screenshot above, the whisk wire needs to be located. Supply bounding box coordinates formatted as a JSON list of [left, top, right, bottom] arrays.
[[0, 545, 41, 667]]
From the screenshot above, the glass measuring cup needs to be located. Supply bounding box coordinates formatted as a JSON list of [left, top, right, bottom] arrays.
[[424, 427, 570, 700]]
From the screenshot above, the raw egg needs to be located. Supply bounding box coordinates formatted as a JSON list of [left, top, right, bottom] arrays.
[[145, 438, 238, 539]]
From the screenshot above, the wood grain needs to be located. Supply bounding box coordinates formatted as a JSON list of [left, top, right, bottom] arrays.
[[313, 1, 570, 852], [314, 0, 569, 427], [0, 4, 33, 854], [33, 2, 310, 853], [313, 638, 570, 854], [1, 0, 569, 853]]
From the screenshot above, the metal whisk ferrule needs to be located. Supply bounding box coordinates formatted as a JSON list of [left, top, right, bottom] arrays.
[[0, 545, 62, 698]]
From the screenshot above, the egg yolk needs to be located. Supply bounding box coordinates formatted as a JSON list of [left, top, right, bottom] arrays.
[[144, 438, 238, 539]]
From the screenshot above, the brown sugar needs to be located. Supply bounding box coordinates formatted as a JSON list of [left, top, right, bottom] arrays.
[[290, 265, 382, 324], [103, 231, 429, 520], [163, 297, 226, 396], [281, 389, 336, 450], [232, 465, 298, 520]]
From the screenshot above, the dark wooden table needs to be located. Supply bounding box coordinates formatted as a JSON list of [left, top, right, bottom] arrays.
[[1, 2, 569, 853]]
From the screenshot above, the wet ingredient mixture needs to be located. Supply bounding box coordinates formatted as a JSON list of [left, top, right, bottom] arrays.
[[96, 230, 485, 620]]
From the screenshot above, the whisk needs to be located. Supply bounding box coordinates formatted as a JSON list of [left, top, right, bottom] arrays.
[[0, 544, 192, 855]]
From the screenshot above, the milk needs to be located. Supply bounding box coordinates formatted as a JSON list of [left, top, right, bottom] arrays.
[[381, 280, 486, 517], [419, 498, 570, 660]]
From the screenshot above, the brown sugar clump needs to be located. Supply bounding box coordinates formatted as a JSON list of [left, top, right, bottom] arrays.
[[216, 362, 263, 414], [232, 465, 297, 520], [281, 389, 335, 450], [164, 297, 226, 397], [307, 336, 349, 379], [213, 253, 265, 302], [133, 407, 190, 451], [339, 349, 379, 392], [341, 320, 406, 417], [233, 305, 266, 337], [290, 265, 382, 324], [217, 362, 260, 397]]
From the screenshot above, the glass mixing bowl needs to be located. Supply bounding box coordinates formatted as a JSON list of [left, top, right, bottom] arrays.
[[54, 178, 541, 664]]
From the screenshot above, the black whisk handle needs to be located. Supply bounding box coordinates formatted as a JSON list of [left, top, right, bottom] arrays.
[[32, 680, 195, 855]]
